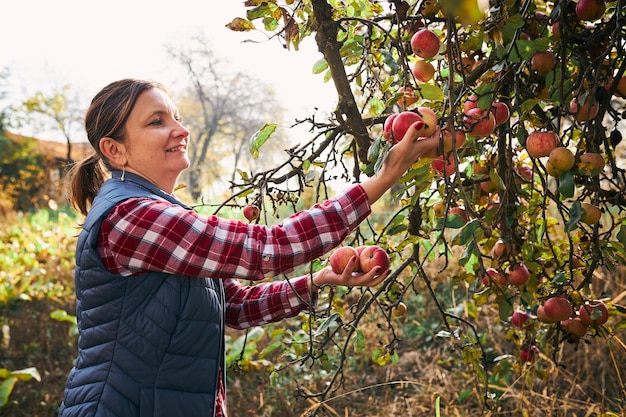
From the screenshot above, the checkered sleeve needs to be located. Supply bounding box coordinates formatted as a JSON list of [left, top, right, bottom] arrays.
[[223, 276, 317, 329], [98, 183, 371, 280]]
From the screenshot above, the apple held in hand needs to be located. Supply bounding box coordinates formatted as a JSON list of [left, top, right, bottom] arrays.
[[243, 205, 260, 221], [329, 246, 359, 274], [390, 111, 425, 145], [359, 245, 390, 274]]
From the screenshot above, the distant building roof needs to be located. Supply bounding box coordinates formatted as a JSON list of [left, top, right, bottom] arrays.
[[4, 131, 92, 161]]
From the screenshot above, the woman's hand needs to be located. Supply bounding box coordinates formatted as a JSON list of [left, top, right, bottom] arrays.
[[310, 255, 389, 289], [361, 123, 441, 204]]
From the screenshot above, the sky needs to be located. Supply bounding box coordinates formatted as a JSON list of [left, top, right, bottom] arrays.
[[1, 0, 337, 141]]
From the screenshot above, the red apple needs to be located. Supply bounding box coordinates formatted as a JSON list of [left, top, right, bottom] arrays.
[[531, 51, 557, 75], [329, 246, 358, 274], [391, 111, 425, 144], [463, 94, 479, 113], [359, 245, 390, 274], [575, 0, 606, 21], [511, 310, 531, 328], [578, 300, 609, 326], [431, 154, 456, 177], [482, 267, 507, 287], [416, 106, 438, 136], [542, 297, 573, 322], [410, 29, 440, 59], [520, 345, 539, 362], [551, 21, 560, 39], [441, 128, 467, 153], [492, 239, 511, 259], [491, 102, 510, 126], [506, 263, 530, 286], [560, 317, 589, 337], [243, 205, 260, 221], [525, 130, 559, 158], [570, 96, 599, 123], [412, 60, 436, 82], [577, 152, 605, 176], [448, 206, 468, 224], [463, 108, 496, 138], [608, 76, 626, 98]]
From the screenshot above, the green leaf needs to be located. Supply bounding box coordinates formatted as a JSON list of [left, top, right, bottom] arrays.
[[314, 313, 340, 336], [496, 295, 513, 322], [249, 123, 277, 159], [452, 219, 481, 245], [566, 200, 582, 232], [0, 377, 17, 406], [353, 329, 365, 353], [312, 58, 329, 74], [419, 84, 444, 101], [558, 169, 575, 198]]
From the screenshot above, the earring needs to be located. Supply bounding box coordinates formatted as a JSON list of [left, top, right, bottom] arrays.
[[121, 166, 126, 182]]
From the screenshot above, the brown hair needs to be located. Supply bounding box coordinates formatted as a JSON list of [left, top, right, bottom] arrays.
[[69, 79, 167, 215]]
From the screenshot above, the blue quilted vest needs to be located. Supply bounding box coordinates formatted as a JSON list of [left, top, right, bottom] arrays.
[[58, 171, 225, 417]]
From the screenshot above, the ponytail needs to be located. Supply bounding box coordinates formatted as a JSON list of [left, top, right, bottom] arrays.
[[68, 153, 107, 216]]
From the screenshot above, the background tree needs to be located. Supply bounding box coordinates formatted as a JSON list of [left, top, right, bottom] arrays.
[[167, 33, 289, 200]]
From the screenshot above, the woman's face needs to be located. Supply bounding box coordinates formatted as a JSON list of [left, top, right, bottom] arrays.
[[122, 88, 190, 192]]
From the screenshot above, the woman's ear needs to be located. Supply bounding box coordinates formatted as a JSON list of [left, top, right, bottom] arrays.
[[99, 137, 127, 167]]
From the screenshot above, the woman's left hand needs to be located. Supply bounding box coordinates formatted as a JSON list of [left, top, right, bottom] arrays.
[[310, 255, 390, 289]]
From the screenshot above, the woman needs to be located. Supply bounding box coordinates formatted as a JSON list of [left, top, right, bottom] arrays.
[[58, 78, 439, 417]]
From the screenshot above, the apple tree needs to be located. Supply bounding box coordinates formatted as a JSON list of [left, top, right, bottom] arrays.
[[223, 0, 625, 412]]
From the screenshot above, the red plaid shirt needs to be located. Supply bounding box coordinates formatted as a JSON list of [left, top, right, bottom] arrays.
[[96, 183, 371, 416]]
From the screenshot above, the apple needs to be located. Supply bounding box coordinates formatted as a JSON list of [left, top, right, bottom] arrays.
[[536, 305, 552, 323], [410, 29, 440, 59], [511, 310, 531, 328], [506, 263, 530, 286], [329, 246, 358, 274], [560, 317, 589, 337], [570, 96, 599, 123], [420, 0, 441, 14], [391, 302, 408, 317], [577, 152, 605, 176], [551, 21, 560, 39], [448, 206, 468, 224], [382, 113, 398, 143], [492, 239, 511, 259], [463, 94, 480, 113], [531, 51, 557, 75], [391, 111, 425, 144], [431, 154, 456, 177], [416, 106, 438, 136], [525, 130, 559, 158], [516, 163, 533, 181], [520, 345, 539, 362], [432, 201, 446, 217], [441, 128, 467, 153], [398, 86, 419, 109], [548, 147, 575, 173], [463, 108, 496, 138], [542, 297, 573, 322], [359, 245, 390, 274], [480, 177, 498, 194], [578, 300, 609, 326], [608, 76, 626, 98], [580, 202, 601, 225], [243, 205, 260, 221], [575, 0, 606, 21], [491, 101, 510, 126], [482, 267, 507, 287], [412, 60, 436, 82]]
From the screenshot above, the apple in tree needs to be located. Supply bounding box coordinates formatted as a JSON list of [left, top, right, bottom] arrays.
[[431, 154, 456, 177], [551, 21, 560, 39], [570, 96, 599, 123], [329, 246, 358, 274], [520, 345, 539, 362], [463, 108, 496, 138], [542, 297, 573, 322], [547, 147, 575, 175], [412, 60, 436, 82], [391, 111, 425, 144], [410, 28, 440, 59], [397, 86, 419, 109], [525, 130, 559, 158], [492, 239, 512, 259], [491, 102, 510, 126], [463, 94, 479, 113], [577, 152, 605, 176], [480, 177, 498, 194], [243, 205, 260, 221], [482, 267, 507, 287], [578, 300, 609, 326], [608, 76, 626, 98], [531, 51, 557, 75], [506, 263, 530, 286], [560, 317, 589, 338], [441, 128, 466, 153], [575, 0, 606, 21], [359, 245, 390, 274], [579, 202, 601, 225], [511, 310, 532, 328], [416, 106, 438, 136], [448, 206, 468, 224]]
